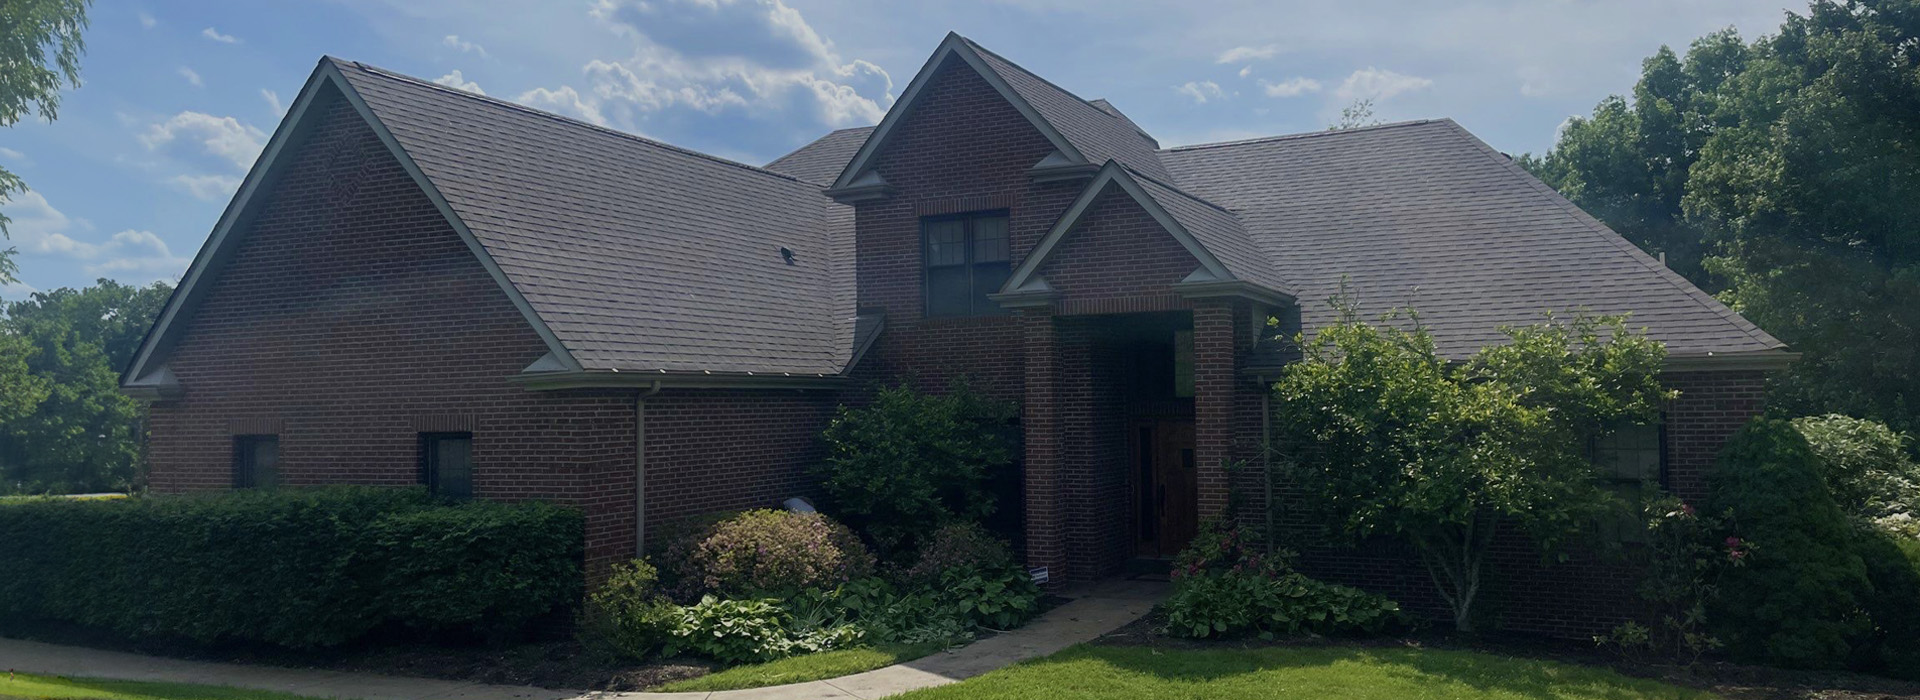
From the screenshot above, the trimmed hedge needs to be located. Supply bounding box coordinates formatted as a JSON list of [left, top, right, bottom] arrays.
[[0, 486, 582, 648]]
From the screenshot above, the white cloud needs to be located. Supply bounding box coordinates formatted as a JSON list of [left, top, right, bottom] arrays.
[[1217, 45, 1281, 64], [1174, 80, 1226, 104], [442, 34, 488, 57], [178, 67, 203, 87], [432, 69, 486, 95], [1260, 77, 1322, 98], [1238, 65, 1253, 79], [168, 174, 244, 201], [0, 191, 188, 280], [526, 0, 892, 131], [261, 89, 284, 117], [201, 27, 238, 44], [139, 111, 267, 172], [0, 279, 34, 299], [516, 85, 608, 126], [137, 12, 155, 29], [0, 147, 25, 164], [1334, 67, 1433, 102]]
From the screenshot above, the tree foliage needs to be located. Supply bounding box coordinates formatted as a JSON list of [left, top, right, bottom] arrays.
[[0, 0, 92, 282], [1272, 304, 1671, 631], [1524, 0, 1920, 439], [0, 279, 171, 493]]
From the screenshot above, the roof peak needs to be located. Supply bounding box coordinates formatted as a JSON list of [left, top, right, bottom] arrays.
[[327, 57, 816, 188], [1162, 118, 1446, 153], [952, 35, 1128, 125]]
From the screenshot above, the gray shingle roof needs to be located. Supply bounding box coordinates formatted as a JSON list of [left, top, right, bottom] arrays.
[[1159, 119, 1785, 359], [1126, 169, 1293, 296], [960, 37, 1172, 182], [333, 59, 856, 375], [767, 126, 875, 185]]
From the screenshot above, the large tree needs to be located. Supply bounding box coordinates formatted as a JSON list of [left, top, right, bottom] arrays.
[[0, 279, 171, 493], [0, 0, 91, 284], [1525, 0, 1920, 439], [1271, 305, 1672, 631]]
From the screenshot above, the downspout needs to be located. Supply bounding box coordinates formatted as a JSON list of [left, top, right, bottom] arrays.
[[635, 381, 663, 557]]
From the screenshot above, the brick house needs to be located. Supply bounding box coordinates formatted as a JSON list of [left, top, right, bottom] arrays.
[[122, 34, 1790, 636]]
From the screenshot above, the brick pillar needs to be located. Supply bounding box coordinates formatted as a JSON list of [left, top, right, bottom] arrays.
[[1194, 301, 1237, 519], [1021, 309, 1067, 582]]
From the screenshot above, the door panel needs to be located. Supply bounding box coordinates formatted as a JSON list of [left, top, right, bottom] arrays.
[[1134, 419, 1198, 558]]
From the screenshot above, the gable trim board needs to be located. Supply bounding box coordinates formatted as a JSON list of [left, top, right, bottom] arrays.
[[827, 32, 1090, 195], [121, 60, 583, 400], [992, 162, 1294, 307]]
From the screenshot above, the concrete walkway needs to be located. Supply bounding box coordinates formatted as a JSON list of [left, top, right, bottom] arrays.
[[0, 579, 1164, 700]]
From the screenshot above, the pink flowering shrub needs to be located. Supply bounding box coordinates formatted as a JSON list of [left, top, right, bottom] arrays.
[[899, 522, 1015, 587], [1171, 518, 1291, 580], [666, 509, 875, 598]]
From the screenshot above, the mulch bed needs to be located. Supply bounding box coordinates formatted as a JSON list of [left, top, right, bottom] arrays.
[[0, 621, 711, 691], [1095, 610, 1920, 700]]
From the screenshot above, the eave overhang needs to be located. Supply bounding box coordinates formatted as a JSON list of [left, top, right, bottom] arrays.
[[1662, 349, 1799, 372], [509, 369, 853, 392]]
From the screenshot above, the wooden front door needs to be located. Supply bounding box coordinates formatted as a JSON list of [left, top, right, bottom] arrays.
[[1135, 419, 1198, 558]]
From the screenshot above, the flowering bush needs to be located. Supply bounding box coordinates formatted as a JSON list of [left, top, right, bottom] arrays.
[[666, 510, 875, 598], [899, 522, 1016, 587], [1793, 414, 1920, 538], [1597, 494, 1738, 664], [1171, 518, 1291, 580]]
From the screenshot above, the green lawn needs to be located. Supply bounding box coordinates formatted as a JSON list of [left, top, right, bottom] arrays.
[[0, 673, 325, 700], [894, 645, 1719, 700], [659, 641, 948, 692]]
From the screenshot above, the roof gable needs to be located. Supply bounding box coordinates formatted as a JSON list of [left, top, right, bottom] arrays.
[[829, 33, 1168, 193]]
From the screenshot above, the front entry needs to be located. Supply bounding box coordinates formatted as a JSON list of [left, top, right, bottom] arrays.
[[1134, 418, 1198, 558]]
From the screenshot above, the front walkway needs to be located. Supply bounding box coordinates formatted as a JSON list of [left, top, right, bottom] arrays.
[[0, 579, 1165, 700]]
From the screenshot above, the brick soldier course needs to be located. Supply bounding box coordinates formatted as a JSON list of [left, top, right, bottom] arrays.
[[123, 33, 1793, 637]]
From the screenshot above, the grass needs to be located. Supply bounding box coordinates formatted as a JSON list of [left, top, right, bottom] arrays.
[[893, 645, 1720, 700], [0, 673, 325, 700], [658, 641, 947, 692]]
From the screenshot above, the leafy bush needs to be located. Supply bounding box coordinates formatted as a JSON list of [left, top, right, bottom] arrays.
[[1163, 570, 1401, 639], [1172, 518, 1289, 579], [580, 560, 680, 659], [1707, 418, 1874, 668], [665, 509, 874, 599], [1855, 528, 1920, 678], [1598, 494, 1731, 664], [898, 522, 1015, 587], [0, 486, 581, 648], [1793, 414, 1920, 538], [939, 566, 1043, 630], [665, 596, 796, 665], [816, 380, 1017, 554]]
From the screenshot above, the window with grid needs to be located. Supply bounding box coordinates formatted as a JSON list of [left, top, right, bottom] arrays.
[[419, 432, 473, 500], [923, 212, 1012, 317], [1591, 420, 1664, 541], [232, 435, 279, 489]]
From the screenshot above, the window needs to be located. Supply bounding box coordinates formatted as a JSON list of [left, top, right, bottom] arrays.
[[1172, 330, 1195, 398], [923, 212, 1011, 317], [232, 435, 279, 489], [419, 432, 473, 500], [1591, 420, 1664, 541]]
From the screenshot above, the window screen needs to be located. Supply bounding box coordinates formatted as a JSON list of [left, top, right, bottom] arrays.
[[420, 432, 473, 500]]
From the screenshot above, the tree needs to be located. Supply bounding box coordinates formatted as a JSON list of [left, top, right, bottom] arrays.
[[0, 279, 171, 493], [1524, 1, 1920, 441], [1271, 303, 1672, 631], [0, 0, 92, 284], [1328, 98, 1381, 130]]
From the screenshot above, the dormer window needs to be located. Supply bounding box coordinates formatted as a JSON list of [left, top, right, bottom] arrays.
[[923, 211, 1011, 317]]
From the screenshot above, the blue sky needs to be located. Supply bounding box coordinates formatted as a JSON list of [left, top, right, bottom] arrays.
[[1, 0, 1804, 299]]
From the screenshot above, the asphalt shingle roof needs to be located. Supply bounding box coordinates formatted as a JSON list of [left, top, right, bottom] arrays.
[[1158, 119, 1785, 358], [766, 126, 874, 185], [1126, 169, 1293, 296], [960, 37, 1173, 182], [334, 59, 856, 375]]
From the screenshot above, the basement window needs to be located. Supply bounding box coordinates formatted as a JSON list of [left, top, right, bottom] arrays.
[[923, 211, 1011, 317], [232, 435, 279, 489], [419, 432, 474, 500]]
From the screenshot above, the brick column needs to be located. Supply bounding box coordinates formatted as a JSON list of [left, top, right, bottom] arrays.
[[1021, 309, 1066, 582], [1194, 301, 1237, 519]]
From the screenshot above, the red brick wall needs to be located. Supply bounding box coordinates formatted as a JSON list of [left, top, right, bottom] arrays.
[[146, 89, 839, 577], [1039, 185, 1199, 314]]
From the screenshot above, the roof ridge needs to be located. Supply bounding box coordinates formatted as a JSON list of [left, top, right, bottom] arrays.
[[766, 125, 875, 171], [1122, 165, 1236, 216], [1161, 119, 1441, 153], [1435, 119, 1786, 350], [956, 36, 1127, 123], [331, 57, 816, 188]]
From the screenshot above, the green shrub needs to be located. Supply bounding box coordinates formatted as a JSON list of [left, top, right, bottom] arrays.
[[1855, 528, 1920, 678], [1793, 414, 1920, 535], [1163, 570, 1402, 639], [817, 380, 1017, 554], [1597, 494, 1728, 664], [898, 522, 1015, 588], [1172, 518, 1289, 579], [665, 509, 874, 599], [580, 560, 680, 660], [0, 486, 581, 648], [940, 565, 1042, 630], [1707, 418, 1874, 668], [665, 596, 796, 664]]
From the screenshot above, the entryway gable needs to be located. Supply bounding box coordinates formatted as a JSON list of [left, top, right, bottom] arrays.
[[120, 61, 578, 399]]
